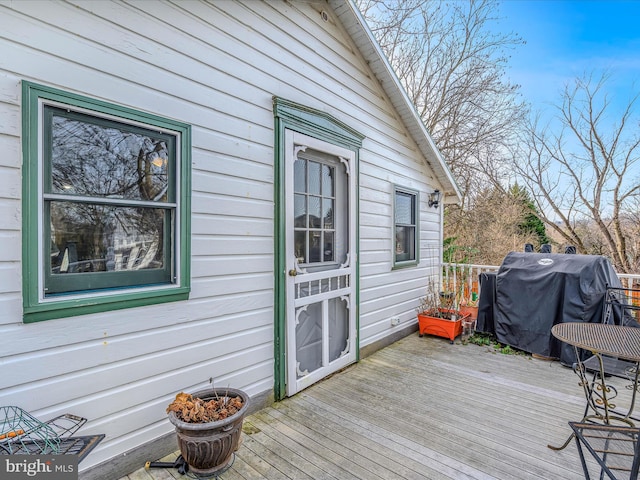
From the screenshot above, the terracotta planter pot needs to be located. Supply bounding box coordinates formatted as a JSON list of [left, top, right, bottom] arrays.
[[168, 387, 250, 476], [459, 305, 478, 320]]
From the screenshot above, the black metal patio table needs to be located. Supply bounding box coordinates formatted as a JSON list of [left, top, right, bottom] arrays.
[[552, 323, 640, 425], [552, 322, 640, 361], [551, 322, 640, 479]]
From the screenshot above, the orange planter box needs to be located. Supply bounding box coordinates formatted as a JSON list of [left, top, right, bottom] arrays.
[[417, 309, 469, 342]]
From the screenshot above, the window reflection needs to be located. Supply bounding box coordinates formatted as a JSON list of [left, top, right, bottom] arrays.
[[50, 109, 169, 202], [44, 106, 173, 290], [50, 203, 165, 274]]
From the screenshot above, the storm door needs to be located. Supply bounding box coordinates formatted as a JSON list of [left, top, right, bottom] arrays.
[[284, 130, 356, 396]]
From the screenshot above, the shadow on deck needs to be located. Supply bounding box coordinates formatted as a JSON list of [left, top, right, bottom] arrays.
[[121, 333, 597, 480]]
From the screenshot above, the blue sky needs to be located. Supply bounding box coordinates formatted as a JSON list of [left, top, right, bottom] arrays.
[[498, 0, 640, 117]]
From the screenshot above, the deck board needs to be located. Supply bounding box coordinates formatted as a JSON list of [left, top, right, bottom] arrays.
[[120, 333, 608, 479]]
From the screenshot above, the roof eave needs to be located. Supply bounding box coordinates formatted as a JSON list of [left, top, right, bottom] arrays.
[[328, 0, 462, 205]]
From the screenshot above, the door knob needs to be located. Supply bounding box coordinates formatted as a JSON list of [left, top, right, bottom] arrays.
[[288, 269, 298, 277]]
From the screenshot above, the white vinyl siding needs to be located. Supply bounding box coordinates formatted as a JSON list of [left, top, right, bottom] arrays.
[[0, 0, 442, 473]]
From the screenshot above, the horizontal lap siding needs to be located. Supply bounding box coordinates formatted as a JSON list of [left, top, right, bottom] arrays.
[[0, 83, 24, 329], [0, 0, 442, 471], [359, 178, 441, 344], [0, 0, 283, 468], [221, 4, 443, 346]]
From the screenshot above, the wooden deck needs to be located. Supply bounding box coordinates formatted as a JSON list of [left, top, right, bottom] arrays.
[[121, 333, 603, 480]]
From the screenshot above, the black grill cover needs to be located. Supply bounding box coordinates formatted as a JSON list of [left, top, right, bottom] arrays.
[[494, 252, 637, 364]]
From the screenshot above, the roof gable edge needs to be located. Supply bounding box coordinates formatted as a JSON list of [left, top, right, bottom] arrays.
[[328, 0, 462, 204]]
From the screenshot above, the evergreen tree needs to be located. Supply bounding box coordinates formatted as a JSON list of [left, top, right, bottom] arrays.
[[509, 184, 550, 247]]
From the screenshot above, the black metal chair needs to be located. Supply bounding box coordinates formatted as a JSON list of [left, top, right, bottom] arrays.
[[549, 286, 640, 451], [580, 286, 640, 410], [570, 422, 640, 480]]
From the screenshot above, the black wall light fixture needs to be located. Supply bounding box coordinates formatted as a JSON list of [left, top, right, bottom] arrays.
[[428, 189, 441, 208]]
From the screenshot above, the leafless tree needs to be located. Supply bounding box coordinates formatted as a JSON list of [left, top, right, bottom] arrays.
[[512, 72, 640, 273], [444, 186, 541, 265], [356, 0, 527, 202]]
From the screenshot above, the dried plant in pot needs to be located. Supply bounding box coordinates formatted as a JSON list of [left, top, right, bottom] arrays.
[[166, 387, 250, 476], [416, 280, 469, 342]]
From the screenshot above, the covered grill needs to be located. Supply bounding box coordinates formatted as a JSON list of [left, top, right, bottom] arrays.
[[482, 252, 637, 364]]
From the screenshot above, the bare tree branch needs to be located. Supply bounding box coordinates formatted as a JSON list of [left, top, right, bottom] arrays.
[[513, 72, 640, 272], [356, 0, 527, 203]]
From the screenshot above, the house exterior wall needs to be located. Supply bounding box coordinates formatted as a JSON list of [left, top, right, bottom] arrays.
[[0, 0, 443, 474]]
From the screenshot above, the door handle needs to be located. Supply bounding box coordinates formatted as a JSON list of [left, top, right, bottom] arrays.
[[288, 269, 298, 277]]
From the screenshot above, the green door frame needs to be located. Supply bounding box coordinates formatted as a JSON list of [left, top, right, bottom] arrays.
[[272, 97, 364, 400]]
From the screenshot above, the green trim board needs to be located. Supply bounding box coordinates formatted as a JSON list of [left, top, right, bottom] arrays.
[[21, 81, 191, 323], [272, 97, 362, 400], [273, 98, 364, 149]]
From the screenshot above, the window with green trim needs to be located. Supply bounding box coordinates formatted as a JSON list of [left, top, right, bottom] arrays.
[[393, 186, 419, 267], [22, 82, 191, 322]]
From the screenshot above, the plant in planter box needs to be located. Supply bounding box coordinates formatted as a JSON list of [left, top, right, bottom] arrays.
[[166, 387, 250, 476], [416, 279, 469, 342], [439, 291, 456, 311]]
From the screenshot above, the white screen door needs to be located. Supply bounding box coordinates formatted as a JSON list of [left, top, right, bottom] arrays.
[[284, 130, 357, 396]]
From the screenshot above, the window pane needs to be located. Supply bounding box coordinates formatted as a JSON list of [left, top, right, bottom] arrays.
[[323, 198, 334, 229], [294, 230, 307, 264], [309, 231, 321, 263], [322, 164, 334, 197], [309, 196, 321, 228], [294, 158, 306, 193], [48, 107, 170, 202], [294, 194, 307, 227], [324, 231, 334, 262], [295, 158, 340, 266], [308, 161, 321, 195], [395, 225, 415, 262], [50, 202, 166, 275], [395, 191, 414, 225]]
